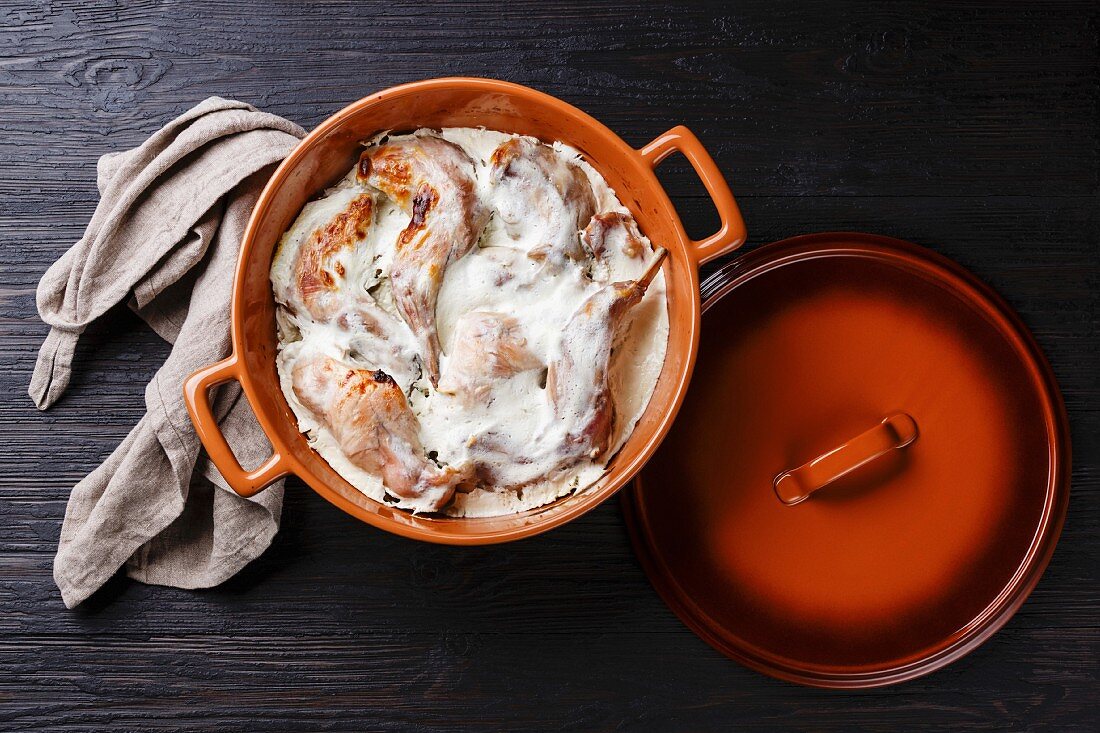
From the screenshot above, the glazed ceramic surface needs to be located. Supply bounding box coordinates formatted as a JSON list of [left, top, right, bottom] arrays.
[[184, 78, 746, 543], [624, 234, 1070, 687]]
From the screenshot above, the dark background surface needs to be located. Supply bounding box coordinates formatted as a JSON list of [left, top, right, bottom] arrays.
[[1, 1, 1097, 731]]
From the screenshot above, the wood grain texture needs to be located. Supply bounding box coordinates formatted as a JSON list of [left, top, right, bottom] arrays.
[[1, 1, 1097, 731]]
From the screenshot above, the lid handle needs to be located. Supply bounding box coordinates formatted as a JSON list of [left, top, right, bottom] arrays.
[[773, 412, 918, 506]]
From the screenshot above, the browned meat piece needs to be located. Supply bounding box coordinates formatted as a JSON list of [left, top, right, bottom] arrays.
[[292, 355, 470, 510], [437, 311, 542, 404], [357, 135, 489, 386], [546, 249, 668, 462], [489, 137, 597, 268], [292, 193, 374, 321], [464, 250, 667, 488], [582, 211, 646, 261]]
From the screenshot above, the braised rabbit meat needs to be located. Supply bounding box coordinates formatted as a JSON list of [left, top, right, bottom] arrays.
[[272, 128, 669, 516]]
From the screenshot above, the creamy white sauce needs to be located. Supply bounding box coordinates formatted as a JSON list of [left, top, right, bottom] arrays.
[[271, 128, 669, 517]]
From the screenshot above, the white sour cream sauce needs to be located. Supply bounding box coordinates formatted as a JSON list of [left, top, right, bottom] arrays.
[[271, 128, 669, 517]]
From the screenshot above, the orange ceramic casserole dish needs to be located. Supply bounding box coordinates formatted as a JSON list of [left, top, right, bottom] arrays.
[[183, 77, 747, 543]]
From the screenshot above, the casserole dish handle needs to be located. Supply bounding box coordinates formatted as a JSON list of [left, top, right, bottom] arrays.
[[183, 355, 289, 497], [638, 125, 747, 267]]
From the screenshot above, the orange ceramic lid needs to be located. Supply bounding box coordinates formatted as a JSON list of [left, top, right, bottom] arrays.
[[624, 233, 1069, 687]]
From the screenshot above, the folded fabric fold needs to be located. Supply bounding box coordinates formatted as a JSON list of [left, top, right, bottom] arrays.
[[28, 326, 81, 410], [31, 97, 306, 608]]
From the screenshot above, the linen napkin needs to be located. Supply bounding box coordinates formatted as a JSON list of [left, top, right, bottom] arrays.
[[30, 97, 306, 608]]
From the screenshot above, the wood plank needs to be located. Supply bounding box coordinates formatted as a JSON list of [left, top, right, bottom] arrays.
[[0, 0, 1096, 730]]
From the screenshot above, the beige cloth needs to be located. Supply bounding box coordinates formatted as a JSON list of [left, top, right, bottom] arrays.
[[30, 97, 306, 608]]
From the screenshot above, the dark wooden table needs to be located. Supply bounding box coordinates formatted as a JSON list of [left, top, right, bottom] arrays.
[[2, 2, 1097, 730]]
